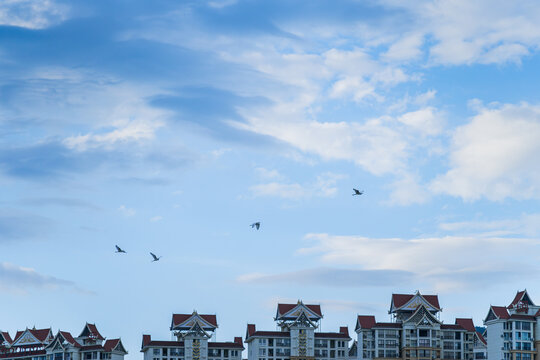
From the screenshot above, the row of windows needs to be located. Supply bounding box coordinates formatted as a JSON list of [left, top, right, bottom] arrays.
[[152, 349, 239, 358], [259, 348, 290, 356], [258, 340, 291, 347], [314, 340, 347, 348], [503, 322, 532, 331], [258, 339, 345, 349], [313, 350, 346, 357]]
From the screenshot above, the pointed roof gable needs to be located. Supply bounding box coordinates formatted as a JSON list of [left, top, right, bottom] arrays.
[[390, 293, 441, 313], [485, 305, 510, 322], [171, 312, 218, 331], [12, 328, 53, 346], [276, 301, 323, 321], [355, 316, 376, 331], [78, 323, 105, 341], [104, 339, 127, 354], [455, 318, 475, 332], [45, 331, 81, 350], [508, 290, 535, 309], [0, 332, 12, 345], [475, 331, 487, 345], [404, 304, 441, 325]]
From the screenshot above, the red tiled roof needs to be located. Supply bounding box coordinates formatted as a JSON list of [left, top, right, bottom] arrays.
[[86, 324, 105, 341], [60, 331, 81, 347], [277, 304, 322, 317], [356, 316, 376, 329], [142, 340, 185, 350], [339, 327, 349, 337], [476, 331, 487, 345], [142, 335, 151, 348], [441, 324, 464, 330], [1, 332, 11, 344], [315, 332, 350, 339], [246, 324, 256, 338], [372, 323, 402, 328], [535, 309, 540, 317], [13, 328, 51, 343], [392, 294, 440, 310], [80, 345, 104, 351], [509, 314, 535, 320], [508, 291, 526, 308], [455, 319, 475, 332], [234, 337, 242, 345], [252, 331, 290, 337], [208, 342, 244, 349], [491, 306, 510, 319], [172, 314, 218, 327], [104, 339, 119, 352]]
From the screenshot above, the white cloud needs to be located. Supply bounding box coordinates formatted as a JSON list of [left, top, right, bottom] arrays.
[[0, 262, 88, 294], [397, 107, 444, 136], [118, 205, 136, 217], [0, 0, 69, 29], [298, 233, 540, 292], [431, 102, 540, 200], [64, 100, 166, 151], [150, 216, 163, 222], [255, 167, 283, 180], [440, 213, 540, 237], [387, 173, 430, 206], [250, 173, 346, 199], [382, 33, 425, 62]]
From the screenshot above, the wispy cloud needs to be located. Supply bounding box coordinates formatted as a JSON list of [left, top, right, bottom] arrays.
[[0, 0, 69, 29], [238, 267, 414, 287], [118, 205, 136, 217], [250, 172, 346, 200], [0, 262, 91, 295], [21, 197, 100, 210], [0, 209, 52, 241], [297, 233, 540, 292]]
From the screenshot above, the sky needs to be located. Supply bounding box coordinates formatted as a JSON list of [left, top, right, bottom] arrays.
[[2, 0, 540, 357]]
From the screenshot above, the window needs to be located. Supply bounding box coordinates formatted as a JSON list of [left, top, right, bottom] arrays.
[[153, 349, 161, 356], [419, 330, 428, 337], [522, 322, 531, 331], [259, 349, 267, 356], [259, 339, 267, 346], [163, 349, 168, 356]]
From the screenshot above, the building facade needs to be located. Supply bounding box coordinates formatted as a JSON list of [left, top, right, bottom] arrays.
[[245, 301, 351, 360], [0, 323, 127, 360], [141, 311, 243, 360], [484, 290, 540, 360], [356, 292, 483, 360]]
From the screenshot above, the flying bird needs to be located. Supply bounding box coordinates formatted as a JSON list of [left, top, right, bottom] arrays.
[[250, 222, 261, 230], [150, 252, 161, 262], [352, 188, 364, 196], [115, 245, 127, 253]]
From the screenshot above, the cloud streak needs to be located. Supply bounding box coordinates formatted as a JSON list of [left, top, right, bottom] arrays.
[[0, 262, 90, 294], [297, 233, 540, 292]]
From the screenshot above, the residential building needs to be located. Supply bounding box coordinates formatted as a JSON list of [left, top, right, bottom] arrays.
[[245, 300, 351, 360], [0, 323, 127, 360], [141, 311, 243, 360], [356, 291, 480, 360], [484, 290, 540, 360]]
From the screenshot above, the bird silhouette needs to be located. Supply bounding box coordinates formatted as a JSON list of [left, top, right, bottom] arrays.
[[115, 245, 127, 253], [250, 222, 261, 230], [150, 252, 161, 262], [352, 188, 364, 196]]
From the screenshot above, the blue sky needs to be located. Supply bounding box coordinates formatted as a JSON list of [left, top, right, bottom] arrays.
[[2, 0, 540, 357]]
